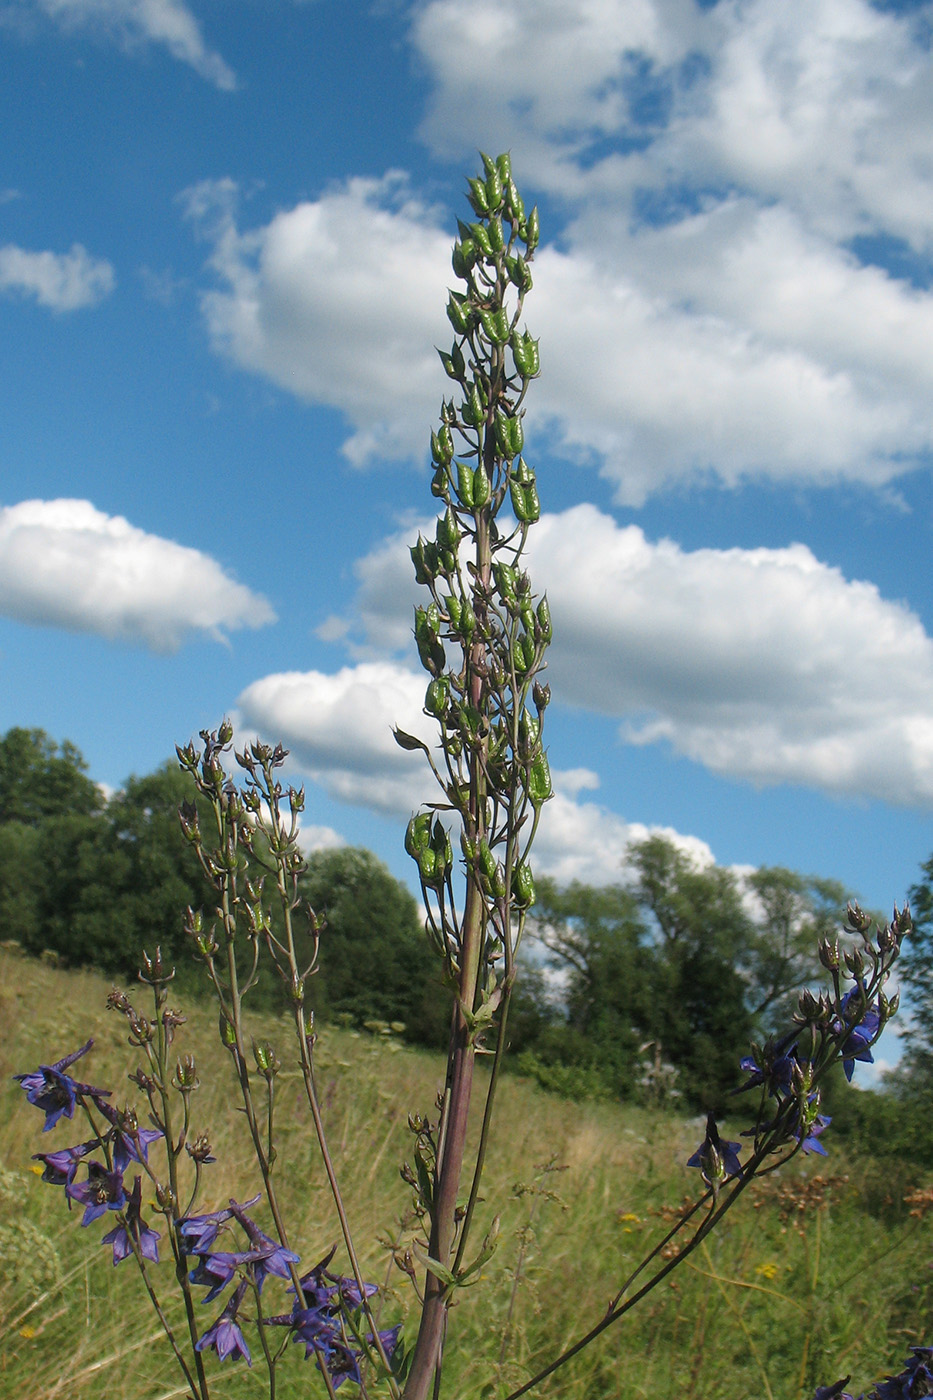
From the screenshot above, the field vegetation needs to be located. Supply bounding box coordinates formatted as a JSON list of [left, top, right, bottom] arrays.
[[3, 948, 932, 1400]]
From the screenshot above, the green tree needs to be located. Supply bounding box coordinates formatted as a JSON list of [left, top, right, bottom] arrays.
[[627, 834, 755, 1108], [743, 865, 846, 1029], [299, 846, 447, 1044], [527, 877, 649, 1096], [0, 726, 103, 825], [28, 762, 211, 977]]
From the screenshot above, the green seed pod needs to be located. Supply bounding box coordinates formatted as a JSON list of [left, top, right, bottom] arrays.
[[470, 222, 493, 257], [472, 463, 491, 508], [488, 217, 504, 252], [480, 307, 510, 345], [456, 461, 475, 508], [437, 506, 460, 551], [445, 593, 462, 629], [524, 205, 540, 252], [493, 561, 518, 602], [447, 291, 471, 335], [417, 847, 437, 883], [411, 536, 437, 585], [496, 152, 512, 180], [467, 176, 490, 216], [519, 709, 540, 748], [461, 386, 479, 426], [528, 752, 552, 807], [506, 179, 524, 221], [511, 330, 540, 378], [425, 677, 449, 719], [452, 239, 477, 279], [405, 811, 433, 858], [439, 341, 465, 380], [458, 598, 476, 639], [536, 597, 552, 642], [479, 838, 497, 880], [485, 167, 503, 210], [431, 466, 448, 499], [522, 482, 540, 522], [494, 412, 513, 458], [513, 863, 536, 909], [509, 479, 536, 524]]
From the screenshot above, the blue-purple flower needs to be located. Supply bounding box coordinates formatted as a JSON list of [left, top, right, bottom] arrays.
[[687, 1113, 743, 1189], [96, 1102, 163, 1173], [836, 990, 881, 1082], [737, 1038, 799, 1099], [799, 1113, 831, 1156], [32, 1137, 99, 1186], [101, 1176, 161, 1265], [195, 1281, 251, 1366], [178, 1194, 261, 1255], [872, 1345, 933, 1399], [66, 1160, 127, 1225], [15, 1040, 110, 1131], [811, 1382, 854, 1400], [189, 1250, 253, 1303]]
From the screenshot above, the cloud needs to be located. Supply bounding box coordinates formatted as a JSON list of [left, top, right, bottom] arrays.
[[29, 0, 235, 88], [236, 662, 438, 816], [0, 242, 114, 310], [341, 505, 933, 807], [0, 499, 276, 649], [235, 660, 711, 884], [413, 0, 933, 248], [405, 0, 933, 499], [535, 769, 715, 886], [182, 175, 453, 465], [528, 239, 931, 503], [527, 506, 933, 805], [182, 165, 933, 500]]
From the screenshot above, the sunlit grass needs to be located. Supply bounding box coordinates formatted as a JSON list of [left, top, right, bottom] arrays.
[[2, 947, 931, 1399]]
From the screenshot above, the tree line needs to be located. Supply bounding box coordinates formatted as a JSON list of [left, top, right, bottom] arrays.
[[4, 726, 933, 1129]]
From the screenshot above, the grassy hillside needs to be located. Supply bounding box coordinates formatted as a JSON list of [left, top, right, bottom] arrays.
[[1, 947, 931, 1400]]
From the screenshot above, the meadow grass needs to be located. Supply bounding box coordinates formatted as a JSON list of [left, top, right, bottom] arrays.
[[1, 946, 931, 1399]]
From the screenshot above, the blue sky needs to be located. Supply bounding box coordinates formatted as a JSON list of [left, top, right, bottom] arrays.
[[4, 0, 933, 974]]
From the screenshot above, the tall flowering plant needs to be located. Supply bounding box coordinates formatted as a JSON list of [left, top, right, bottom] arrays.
[[14, 156, 921, 1400]]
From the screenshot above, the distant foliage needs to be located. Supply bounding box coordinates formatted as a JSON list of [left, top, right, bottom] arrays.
[[517, 837, 843, 1110]]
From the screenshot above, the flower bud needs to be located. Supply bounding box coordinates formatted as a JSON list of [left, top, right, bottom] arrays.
[[186, 1133, 216, 1165], [818, 937, 840, 970], [175, 1053, 200, 1091], [253, 1039, 280, 1079], [846, 901, 872, 934]]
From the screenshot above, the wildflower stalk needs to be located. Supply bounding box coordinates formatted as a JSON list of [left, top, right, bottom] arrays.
[[400, 152, 547, 1400]]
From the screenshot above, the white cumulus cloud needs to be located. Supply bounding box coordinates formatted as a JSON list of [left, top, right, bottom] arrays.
[[182, 162, 933, 500], [183, 175, 453, 465], [235, 661, 710, 884], [337, 506, 933, 807], [403, 0, 933, 500], [236, 662, 438, 816], [526, 506, 933, 805], [29, 0, 235, 88], [0, 498, 276, 650], [0, 242, 114, 310]]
